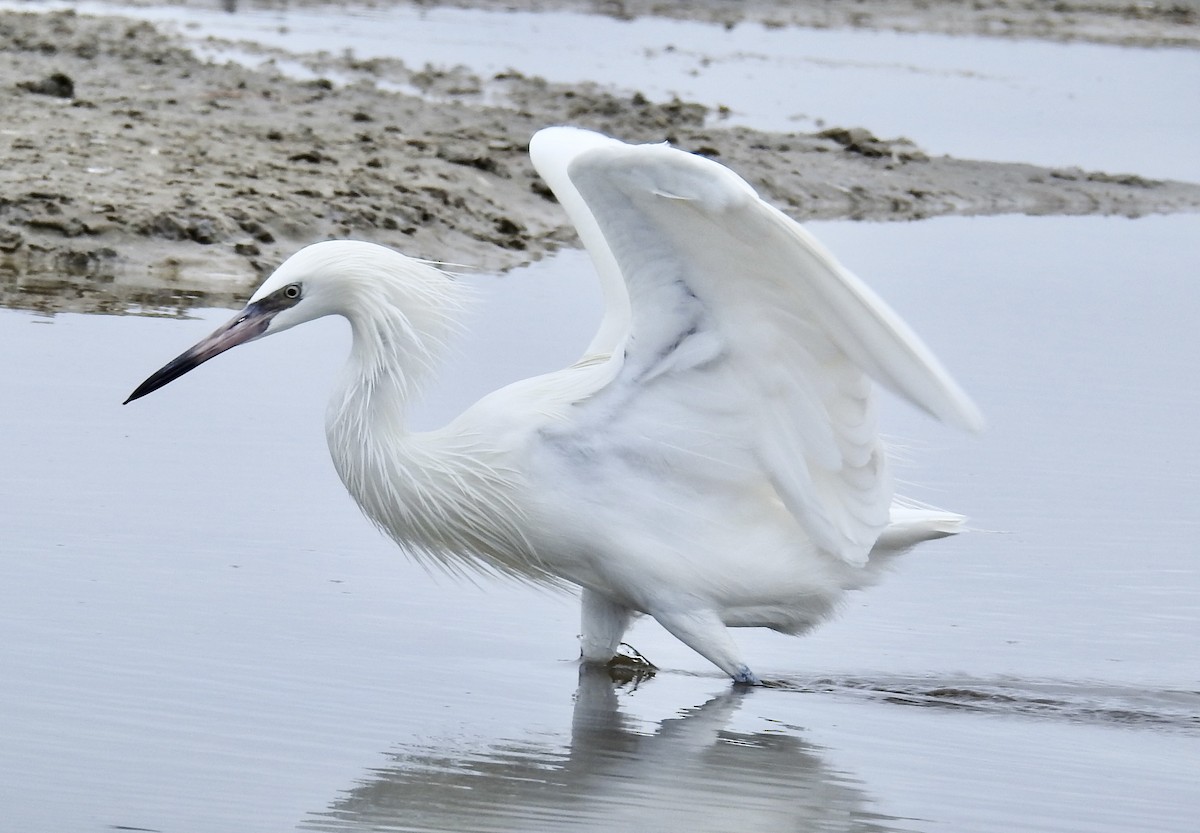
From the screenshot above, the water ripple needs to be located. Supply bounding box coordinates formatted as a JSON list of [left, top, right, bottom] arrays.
[[771, 674, 1200, 733]]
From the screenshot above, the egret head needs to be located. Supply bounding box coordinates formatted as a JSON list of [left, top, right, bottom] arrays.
[[124, 240, 421, 404]]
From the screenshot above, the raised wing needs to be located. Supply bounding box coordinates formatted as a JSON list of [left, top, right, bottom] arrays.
[[529, 128, 632, 360], [531, 127, 981, 566]]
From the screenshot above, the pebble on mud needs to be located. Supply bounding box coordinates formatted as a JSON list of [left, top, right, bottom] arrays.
[[818, 126, 929, 162], [0, 227, 25, 252], [17, 71, 74, 98]]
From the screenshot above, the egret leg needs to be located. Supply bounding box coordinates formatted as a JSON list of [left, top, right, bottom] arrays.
[[651, 609, 761, 685], [580, 589, 634, 663]]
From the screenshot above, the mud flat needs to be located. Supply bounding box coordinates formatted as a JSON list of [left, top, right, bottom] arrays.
[[2, 5, 1199, 314]]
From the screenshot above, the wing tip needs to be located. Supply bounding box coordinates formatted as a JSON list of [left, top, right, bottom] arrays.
[[529, 126, 619, 176], [874, 506, 970, 553], [945, 394, 986, 435]]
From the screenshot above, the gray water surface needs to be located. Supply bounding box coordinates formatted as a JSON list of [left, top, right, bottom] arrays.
[[2, 214, 1197, 832]]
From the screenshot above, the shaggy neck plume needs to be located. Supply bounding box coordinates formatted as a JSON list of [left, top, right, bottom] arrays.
[[321, 253, 539, 580]]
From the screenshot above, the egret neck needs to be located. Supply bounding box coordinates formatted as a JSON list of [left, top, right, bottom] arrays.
[[322, 251, 537, 581]]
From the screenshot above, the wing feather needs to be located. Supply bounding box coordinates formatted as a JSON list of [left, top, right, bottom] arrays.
[[531, 127, 980, 566]]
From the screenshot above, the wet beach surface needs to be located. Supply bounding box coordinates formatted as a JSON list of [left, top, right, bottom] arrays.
[[2, 2, 1199, 832]]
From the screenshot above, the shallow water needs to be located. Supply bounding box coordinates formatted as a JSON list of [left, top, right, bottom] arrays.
[[2, 214, 1198, 832]]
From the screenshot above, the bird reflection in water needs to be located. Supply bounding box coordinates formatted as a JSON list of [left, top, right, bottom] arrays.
[[301, 666, 906, 833]]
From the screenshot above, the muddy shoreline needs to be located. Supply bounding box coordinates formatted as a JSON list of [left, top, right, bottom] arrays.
[[2, 4, 1199, 315]]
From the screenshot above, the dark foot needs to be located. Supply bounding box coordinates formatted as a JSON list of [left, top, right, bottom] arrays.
[[731, 665, 761, 686], [603, 643, 657, 686]]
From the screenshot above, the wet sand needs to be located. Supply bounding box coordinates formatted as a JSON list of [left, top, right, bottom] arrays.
[[2, 2, 1199, 314]]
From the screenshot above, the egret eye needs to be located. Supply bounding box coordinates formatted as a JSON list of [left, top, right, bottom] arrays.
[[284, 283, 302, 300]]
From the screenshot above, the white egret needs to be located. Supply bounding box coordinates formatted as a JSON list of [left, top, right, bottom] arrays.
[[126, 127, 982, 684]]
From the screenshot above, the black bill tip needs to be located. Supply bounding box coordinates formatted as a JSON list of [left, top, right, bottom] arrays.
[[123, 304, 275, 404], [123, 283, 305, 404], [124, 348, 205, 404]]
